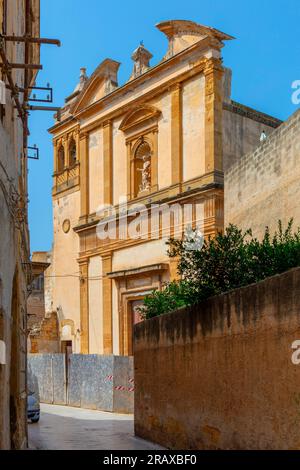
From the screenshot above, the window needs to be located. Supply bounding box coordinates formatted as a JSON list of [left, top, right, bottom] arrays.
[[69, 138, 77, 167], [31, 274, 44, 292], [57, 145, 65, 172]]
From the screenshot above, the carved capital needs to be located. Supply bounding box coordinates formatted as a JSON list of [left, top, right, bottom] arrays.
[[169, 82, 182, 93], [103, 119, 112, 128], [79, 131, 89, 141], [203, 57, 223, 76]]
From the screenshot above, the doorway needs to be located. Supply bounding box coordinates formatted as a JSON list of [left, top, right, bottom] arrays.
[[127, 299, 144, 356]]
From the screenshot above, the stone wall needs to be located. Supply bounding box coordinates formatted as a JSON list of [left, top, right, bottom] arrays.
[[28, 354, 134, 414], [29, 312, 59, 354], [0, 0, 40, 450], [134, 267, 300, 450], [225, 109, 300, 238]]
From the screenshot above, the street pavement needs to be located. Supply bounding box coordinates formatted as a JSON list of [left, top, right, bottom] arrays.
[[28, 403, 164, 450]]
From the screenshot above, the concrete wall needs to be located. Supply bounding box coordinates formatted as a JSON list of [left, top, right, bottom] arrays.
[[28, 354, 134, 413], [225, 109, 300, 238], [134, 267, 300, 450]]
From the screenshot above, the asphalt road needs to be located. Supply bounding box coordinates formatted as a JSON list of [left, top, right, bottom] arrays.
[[29, 403, 164, 450]]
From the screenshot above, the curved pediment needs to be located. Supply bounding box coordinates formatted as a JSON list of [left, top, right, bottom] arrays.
[[72, 59, 120, 114], [119, 105, 161, 132]]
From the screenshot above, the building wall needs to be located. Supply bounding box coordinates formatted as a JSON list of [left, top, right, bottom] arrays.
[[112, 239, 170, 272], [225, 109, 300, 238], [89, 128, 104, 214], [113, 117, 127, 204], [223, 105, 280, 173], [27, 276, 45, 333], [0, 0, 40, 449], [27, 252, 60, 354], [182, 75, 205, 181], [29, 312, 59, 354], [88, 256, 103, 354], [48, 20, 281, 356], [52, 190, 81, 351], [134, 267, 300, 450], [152, 92, 172, 190]]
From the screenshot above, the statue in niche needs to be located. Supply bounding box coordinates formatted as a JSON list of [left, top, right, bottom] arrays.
[[137, 155, 151, 192]]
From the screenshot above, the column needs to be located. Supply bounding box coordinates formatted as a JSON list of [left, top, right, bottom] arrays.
[[102, 253, 113, 354], [63, 135, 69, 168], [79, 259, 89, 354], [53, 140, 58, 189], [53, 139, 58, 173], [75, 128, 80, 163]]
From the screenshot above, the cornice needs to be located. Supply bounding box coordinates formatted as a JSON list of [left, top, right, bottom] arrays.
[[73, 176, 224, 234], [224, 101, 282, 128], [49, 36, 219, 135]]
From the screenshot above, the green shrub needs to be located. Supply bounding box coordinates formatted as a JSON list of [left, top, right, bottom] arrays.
[[140, 220, 300, 320]]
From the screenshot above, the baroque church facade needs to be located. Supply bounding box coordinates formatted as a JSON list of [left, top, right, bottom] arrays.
[[47, 20, 281, 355]]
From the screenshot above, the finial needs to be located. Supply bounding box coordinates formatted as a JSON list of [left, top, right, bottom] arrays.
[[129, 43, 153, 81]]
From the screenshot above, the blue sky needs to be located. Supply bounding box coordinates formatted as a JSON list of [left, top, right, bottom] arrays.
[[28, 0, 300, 252]]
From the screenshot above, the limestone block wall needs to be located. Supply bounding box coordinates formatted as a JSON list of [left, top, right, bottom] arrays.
[[52, 190, 81, 351], [29, 312, 59, 354], [134, 267, 300, 450], [225, 109, 300, 238]]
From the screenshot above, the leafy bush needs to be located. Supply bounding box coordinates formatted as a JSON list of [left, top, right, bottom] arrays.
[[139, 220, 300, 320]]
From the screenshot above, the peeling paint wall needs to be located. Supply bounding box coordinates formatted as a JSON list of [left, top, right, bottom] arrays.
[[134, 267, 300, 450]]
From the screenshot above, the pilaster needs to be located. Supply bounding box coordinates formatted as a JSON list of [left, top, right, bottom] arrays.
[[204, 57, 224, 173], [79, 259, 89, 354], [79, 132, 89, 222], [103, 120, 113, 205], [170, 83, 183, 189], [102, 253, 113, 354]]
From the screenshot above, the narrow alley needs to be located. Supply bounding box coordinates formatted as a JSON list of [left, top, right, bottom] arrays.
[[28, 404, 163, 451]]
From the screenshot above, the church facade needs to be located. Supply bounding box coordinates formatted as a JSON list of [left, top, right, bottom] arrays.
[[48, 20, 281, 355]]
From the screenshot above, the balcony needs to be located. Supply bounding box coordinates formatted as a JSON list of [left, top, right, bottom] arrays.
[[53, 162, 80, 195]]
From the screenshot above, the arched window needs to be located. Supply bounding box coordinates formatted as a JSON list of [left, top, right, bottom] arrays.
[[57, 145, 65, 172], [69, 138, 77, 167], [134, 140, 151, 195]]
